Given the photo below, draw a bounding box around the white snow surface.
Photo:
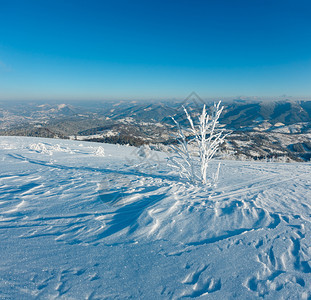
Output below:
[1,136,311,299]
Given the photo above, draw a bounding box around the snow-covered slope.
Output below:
[1,136,311,299]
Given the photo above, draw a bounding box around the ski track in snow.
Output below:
[0,136,311,299]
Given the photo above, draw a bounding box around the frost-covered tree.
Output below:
[168,101,229,186]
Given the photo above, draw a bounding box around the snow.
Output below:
[57,104,67,110]
[94,146,105,157]
[0,136,311,299]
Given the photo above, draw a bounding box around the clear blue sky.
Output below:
[0,0,311,100]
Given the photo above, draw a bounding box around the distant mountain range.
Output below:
[1,99,311,161]
[1,99,311,128]
[220,100,311,129]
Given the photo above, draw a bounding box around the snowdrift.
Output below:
[0,136,311,299]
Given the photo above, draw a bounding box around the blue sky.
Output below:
[0,0,311,100]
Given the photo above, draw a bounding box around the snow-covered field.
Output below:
[1,136,311,299]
